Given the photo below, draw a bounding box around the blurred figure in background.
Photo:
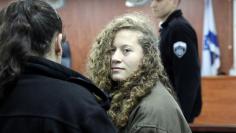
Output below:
[0,0,116,132]
[87,13,191,133]
[61,40,72,68]
[151,0,202,123]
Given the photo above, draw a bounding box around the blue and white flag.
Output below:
[201,0,220,76]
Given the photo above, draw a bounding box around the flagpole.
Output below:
[229,0,236,75]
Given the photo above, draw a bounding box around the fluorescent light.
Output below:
[125,0,151,7]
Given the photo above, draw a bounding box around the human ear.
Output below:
[55,33,63,56]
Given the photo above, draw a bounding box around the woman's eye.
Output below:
[109,48,115,54]
[123,49,131,54]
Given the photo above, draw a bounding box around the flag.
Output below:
[201,0,220,76]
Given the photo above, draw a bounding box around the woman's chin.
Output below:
[111,76,126,82]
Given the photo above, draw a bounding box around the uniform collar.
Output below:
[160,9,183,29]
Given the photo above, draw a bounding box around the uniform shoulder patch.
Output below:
[173,41,187,58]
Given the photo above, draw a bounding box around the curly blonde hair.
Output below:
[87,13,173,128]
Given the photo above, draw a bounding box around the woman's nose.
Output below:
[111,50,122,63]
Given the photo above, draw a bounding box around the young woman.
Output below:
[87,13,192,133]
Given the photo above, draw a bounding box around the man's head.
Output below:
[150,0,180,21]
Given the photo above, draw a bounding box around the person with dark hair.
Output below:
[87,13,191,133]
[0,0,116,133]
[151,0,202,123]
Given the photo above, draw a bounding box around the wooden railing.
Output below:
[190,124,236,133]
[191,76,236,133]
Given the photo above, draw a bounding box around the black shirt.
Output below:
[159,10,202,123]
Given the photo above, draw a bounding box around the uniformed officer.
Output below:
[151,0,202,123]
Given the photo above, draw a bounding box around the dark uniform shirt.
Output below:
[159,10,202,123]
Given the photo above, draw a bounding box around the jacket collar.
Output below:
[160,9,182,29]
[24,56,85,81]
[24,56,111,110]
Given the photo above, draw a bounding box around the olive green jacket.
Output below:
[120,82,192,133]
